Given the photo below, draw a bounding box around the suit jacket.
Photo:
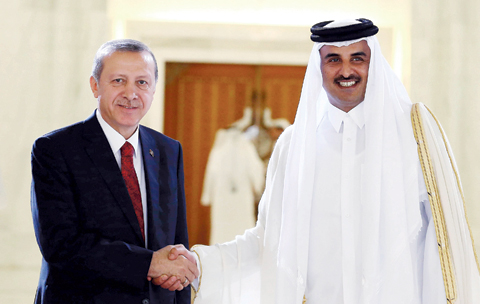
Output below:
[31,112,190,304]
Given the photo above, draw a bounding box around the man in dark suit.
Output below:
[30,39,198,303]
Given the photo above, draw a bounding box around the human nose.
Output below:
[123,82,138,100]
[339,62,353,78]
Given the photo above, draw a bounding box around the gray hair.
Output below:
[91,39,158,82]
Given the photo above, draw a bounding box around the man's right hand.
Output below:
[147,245,198,291]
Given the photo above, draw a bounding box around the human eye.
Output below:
[112,78,124,84]
[352,57,364,62]
[328,57,340,63]
[137,79,150,89]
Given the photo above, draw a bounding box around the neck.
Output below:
[328,100,363,113]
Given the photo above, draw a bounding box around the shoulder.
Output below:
[33,120,86,152]
[139,125,180,145]
[31,118,93,170]
[265,125,294,173]
[276,125,294,147]
[411,102,440,125]
[139,125,183,159]
[271,125,294,158]
[34,112,98,143]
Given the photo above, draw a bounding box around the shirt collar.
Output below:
[96,109,140,156]
[326,101,365,133]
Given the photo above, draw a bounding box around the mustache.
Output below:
[116,99,140,107]
[334,75,361,82]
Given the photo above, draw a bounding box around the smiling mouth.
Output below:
[119,105,137,109]
[338,81,357,87]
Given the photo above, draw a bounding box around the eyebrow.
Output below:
[324,53,339,59]
[324,51,367,59]
[351,51,367,57]
[110,73,150,79]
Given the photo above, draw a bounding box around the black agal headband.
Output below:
[310,18,379,43]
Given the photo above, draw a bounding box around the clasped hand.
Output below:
[147,244,198,291]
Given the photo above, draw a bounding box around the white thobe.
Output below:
[193,103,449,304]
[306,102,445,303]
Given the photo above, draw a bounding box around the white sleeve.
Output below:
[191,223,265,304]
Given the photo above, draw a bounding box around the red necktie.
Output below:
[121,142,145,239]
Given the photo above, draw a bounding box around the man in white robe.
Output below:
[156,18,480,304]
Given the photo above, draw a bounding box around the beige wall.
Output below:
[0,0,478,303]
[411,0,480,256]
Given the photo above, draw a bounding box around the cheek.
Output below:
[141,93,154,108]
[321,74,332,87]
[360,66,369,79]
[320,65,330,80]
[325,68,339,83]
[321,79,331,92]
[143,98,152,108]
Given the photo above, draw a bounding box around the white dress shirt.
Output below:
[96,110,148,246]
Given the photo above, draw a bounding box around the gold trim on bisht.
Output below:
[423,106,480,274]
[411,103,456,303]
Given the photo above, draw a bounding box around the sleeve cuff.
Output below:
[190,246,203,299]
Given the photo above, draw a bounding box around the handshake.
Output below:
[147,245,199,291]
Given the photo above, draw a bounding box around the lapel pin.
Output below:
[149,149,154,157]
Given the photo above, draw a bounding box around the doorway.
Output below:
[164,62,306,245]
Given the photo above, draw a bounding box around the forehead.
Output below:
[101,51,155,76]
[319,40,371,59]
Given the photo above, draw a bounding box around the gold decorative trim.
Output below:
[423,106,480,274]
[411,103,457,302]
[190,245,203,302]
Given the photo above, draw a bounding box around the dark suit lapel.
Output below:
[82,113,145,245]
[139,127,168,250]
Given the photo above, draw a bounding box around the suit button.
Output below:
[142,299,149,304]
